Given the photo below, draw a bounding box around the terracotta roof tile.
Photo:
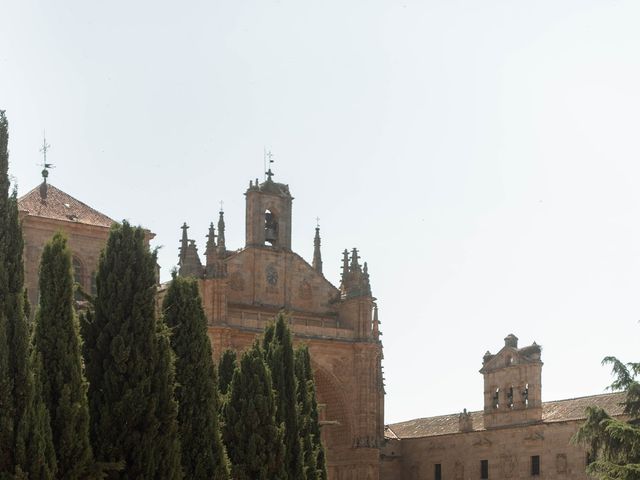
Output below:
[18,183,115,228]
[386,392,626,439]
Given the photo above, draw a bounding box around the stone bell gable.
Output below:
[480,334,543,429]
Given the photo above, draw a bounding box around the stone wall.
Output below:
[382,420,592,480]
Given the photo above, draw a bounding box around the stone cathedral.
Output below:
[18,171,385,479]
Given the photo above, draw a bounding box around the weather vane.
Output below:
[264,148,274,181]
[38,132,54,182]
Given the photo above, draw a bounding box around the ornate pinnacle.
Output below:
[350,248,361,273]
[313,225,323,274]
[206,222,217,252]
[217,210,226,251]
[179,222,189,262]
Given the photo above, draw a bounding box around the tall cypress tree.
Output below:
[223,341,285,480]
[0,110,56,479]
[295,345,327,480]
[218,349,237,397]
[83,221,182,479]
[264,314,305,479]
[34,233,93,479]
[163,274,230,479]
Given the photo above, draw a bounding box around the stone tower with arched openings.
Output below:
[480,334,543,429]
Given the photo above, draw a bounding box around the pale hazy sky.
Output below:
[2,0,639,424]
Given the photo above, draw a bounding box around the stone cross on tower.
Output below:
[264,149,274,181]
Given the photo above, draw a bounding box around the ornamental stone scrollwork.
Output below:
[299,279,312,300]
[266,264,278,285]
[229,271,245,291]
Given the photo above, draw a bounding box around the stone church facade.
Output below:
[17,172,625,480]
[18,173,385,480]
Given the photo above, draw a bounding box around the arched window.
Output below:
[264,209,278,246]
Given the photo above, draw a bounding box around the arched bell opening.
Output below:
[264,209,279,246]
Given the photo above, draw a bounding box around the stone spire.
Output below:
[178,223,203,277]
[205,222,216,259]
[340,249,349,290]
[350,248,361,273]
[179,222,189,264]
[217,209,226,252]
[312,225,323,275]
[372,302,381,339]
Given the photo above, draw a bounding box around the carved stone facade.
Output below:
[381,335,625,480]
[19,175,385,480]
[174,176,385,479]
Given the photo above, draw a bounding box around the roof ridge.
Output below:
[543,391,624,404]
[18,182,115,228]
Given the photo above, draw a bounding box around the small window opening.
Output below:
[522,383,529,407]
[493,387,499,409]
[435,463,442,480]
[264,209,278,246]
[481,459,489,479]
[531,455,540,476]
[508,386,514,408]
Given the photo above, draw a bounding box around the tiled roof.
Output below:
[18,183,115,228]
[386,392,626,440]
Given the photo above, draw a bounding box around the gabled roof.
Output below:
[480,342,542,374]
[18,183,115,228]
[386,392,626,439]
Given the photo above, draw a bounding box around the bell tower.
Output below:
[245,172,293,250]
[480,334,543,429]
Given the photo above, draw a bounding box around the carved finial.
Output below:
[206,222,217,252]
[350,248,361,273]
[372,303,380,338]
[179,222,189,262]
[313,223,323,275]
[217,210,226,251]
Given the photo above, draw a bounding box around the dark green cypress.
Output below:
[218,349,237,396]
[34,233,93,479]
[264,314,305,479]
[163,274,230,479]
[84,221,182,479]
[223,341,285,480]
[295,345,327,480]
[0,110,56,479]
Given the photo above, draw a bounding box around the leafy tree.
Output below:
[223,341,285,480]
[295,345,327,480]
[263,314,305,479]
[574,356,640,479]
[34,233,93,478]
[163,274,230,479]
[83,221,182,479]
[0,109,56,479]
